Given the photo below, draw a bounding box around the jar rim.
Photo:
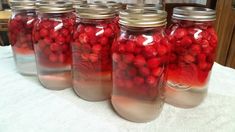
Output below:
[119,9,167,27]
[172,6,216,21]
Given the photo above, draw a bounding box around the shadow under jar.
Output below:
[165,7,218,108]
[8,0,37,75]
[71,4,118,101]
[111,9,169,122]
[33,1,76,90]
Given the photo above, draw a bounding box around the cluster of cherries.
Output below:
[33,14,76,67]
[167,21,218,86]
[112,29,170,99]
[8,13,36,54]
[71,19,118,74]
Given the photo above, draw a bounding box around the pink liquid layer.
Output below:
[73,72,112,101]
[38,71,71,90]
[112,95,163,123]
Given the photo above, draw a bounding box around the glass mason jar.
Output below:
[72,4,117,101]
[33,1,76,90]
[8,0,37,75]
[165,7,217,108]
[112,9,169,122]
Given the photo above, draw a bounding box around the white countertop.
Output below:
[0,46,235,132]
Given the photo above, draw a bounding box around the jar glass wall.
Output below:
[165,7,218,108]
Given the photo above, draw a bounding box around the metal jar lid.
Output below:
[75,4,116,19]
[72,0,87,8]
[172,6,216,21]
[119,9,167,27]
[36,1,73,13]
[106,1,122,13]
[126,4,163,10]
[10,0,36,10]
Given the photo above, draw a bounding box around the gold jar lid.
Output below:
[119,9,167,27]
[10,0,36,10]
[106,1,122,13]
[173,6,216,21]
[75,4,116,19]
[36,1,73,13]
[72,0,87,8]
[126,4,163,10]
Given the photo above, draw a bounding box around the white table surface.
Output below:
[0,46,235,132]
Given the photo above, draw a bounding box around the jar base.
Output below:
[111,95,163,123]
[164,82,208,108]
[13,53,37,75]
[38,71,72,90]
[73,72,112,101]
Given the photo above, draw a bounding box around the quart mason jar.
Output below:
[33,1,76,90]
[112,9,169,122]
[72,4,117,101]
[165,7,218,108]
[8,0,37,75]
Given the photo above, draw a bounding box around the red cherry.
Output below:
[133,55,146,67]
[84,26,95,36]
[89,54,99,62]
[139,67,150,77]
[49,53,58,62]
[79,33,89,44]
[100,37,108,45]
[39,28,49,38]
[147,76,156,85]
[81,53,90,61]
[134,76,145,85]
[144,45,157,58]
[50,29,59,39]
[147,58,160,69]
[174,28,187,39]
[128,67,137,77]
[198,62,208,70]
[134,47,142,54]
[197,53,207,62]
[92,44,102,54]
[135,35,146,46]
[56,35,66,45]
[152,67,163,77]
[181,36,192,47]
[156,45,168,56]
[62,44,69,52]
[50,43,60,51]
[118,62,128,70]
[61,28,69,37]
[184,54,195,63]
[125,41,136,53]
[123,54,135,64]
[191,45,201,54]
[104,28,113,37]
[118,44,126,53]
